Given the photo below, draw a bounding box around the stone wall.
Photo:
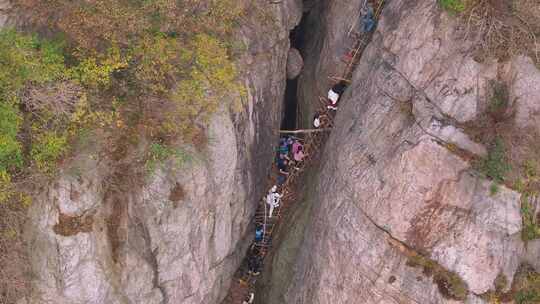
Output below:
[19,1,303,303]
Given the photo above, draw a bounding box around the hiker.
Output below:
[255,224,264,243]
[277,174,287,185]
[313,112,329,128]
[327,81,347,110]
[277,157,289,176]
[285,136,294,150]
[247,248,262,276]
[313,113,322,128]
[279,137,294,162]
[266,185,282,218]
[292,140,302,155]
[289,140,305,164]
[248,255,262,276]
[278,143,290,163]
[362,5,376,33]
[266,186,282,218]
[278,144,288,156]
[343,49,354,63]
[293,144,305,162]
[279,136,292,154]
[280,136,294,148]
[270,193,281,218]
[243,293,255,304]
[277,150,290,161]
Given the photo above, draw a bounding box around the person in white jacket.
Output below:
[243,292,254,304]
[266,186,282,218]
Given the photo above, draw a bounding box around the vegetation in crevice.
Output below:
[464,78,540,242]
[520,195,540,241]
[464,81,512,187]
[144,142,191,174]
[438,0,466,13]
[481,264,540,304]
[515,160,540,242]
[477,137,511,183]
[406,253,469,301]
[489,182,499,196]
[513,266,540,304]
[487,80,510,121]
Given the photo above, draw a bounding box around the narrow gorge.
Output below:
[1,1,540,304]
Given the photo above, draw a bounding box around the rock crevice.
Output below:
[262,1,540,303]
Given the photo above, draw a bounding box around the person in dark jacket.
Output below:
[327,81,348,110]
[247,251,262,276]
[277,157,289,175]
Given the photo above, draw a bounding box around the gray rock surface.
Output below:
[503,56,540,131]
[20,1,302,303]
[287,48,304,79]
[296,0,365,127]
[428,122,487,157]
[263,1,540,303]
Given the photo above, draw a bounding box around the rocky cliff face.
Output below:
[0,0,14,27]
[18,1,302,303]
[264,1,540,303]
[295,0,363,127]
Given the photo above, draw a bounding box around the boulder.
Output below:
[286,48,304,79]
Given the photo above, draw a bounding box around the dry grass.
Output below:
[461,80,539,188]
[481,264,540,303]
[168,182,185,208]
[0,199,31,304]
[406,253,469,301]
[465,113,540,188]
[463,0,540,65]
[462,79,540,242]
[52,212,94,236]
[387,237,469,301]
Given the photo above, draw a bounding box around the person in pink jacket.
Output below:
[292,141,305,162]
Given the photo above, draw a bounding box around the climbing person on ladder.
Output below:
[327,81,348,110]
[292,140,305,164]
[247,246,263,276]
[242,293,254,304]
[361,3,376,33]
[266,185,282,218]
[255,224,264,243]
[278,137,291,156]
[280,136,294,149]
[276,156,290,185]
[313,112,330,128]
